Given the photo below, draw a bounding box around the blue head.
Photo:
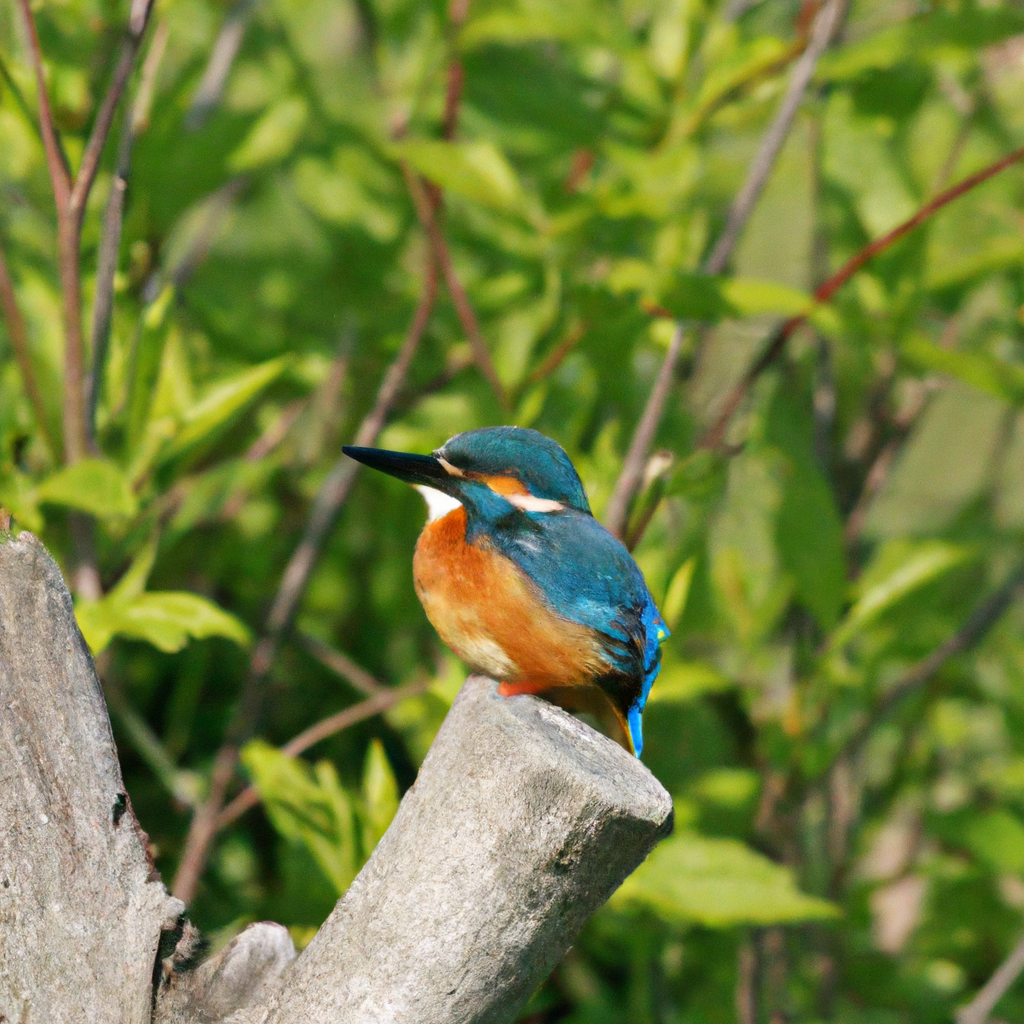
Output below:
[343,427,590,523]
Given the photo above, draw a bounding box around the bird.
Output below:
[343,426,668,756]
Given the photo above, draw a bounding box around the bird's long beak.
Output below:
[343,445,451,487]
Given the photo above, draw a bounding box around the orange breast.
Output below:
[412,507,607,687]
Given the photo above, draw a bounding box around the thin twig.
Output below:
[215,677,432,831]
[17,0,156,463]
[957,930,1024,1024]
[403,166,508,408]
[832,563,1024,770]
[15,0,71,209]
[171,263,438,906]
[603,322,686,536]
[706,0,846,273]
[86,19,168,448]
[0,235,55,456]
[603,0,846,538]
[186,0,258,130]
[698,141,1024,453]
[297,632,385,695]
[523,321,586,389]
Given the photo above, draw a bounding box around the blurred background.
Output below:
[3,0,1024,1020]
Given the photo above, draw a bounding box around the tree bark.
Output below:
[0,531,184,1023]
[239,675,673,1024]
[0,530,672,1023]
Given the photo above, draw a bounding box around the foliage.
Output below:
[2,0,1024,1020]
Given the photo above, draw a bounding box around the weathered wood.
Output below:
[155,921,297,1023]
[0,531,184,1023]
[0,530,672,1023]
[240,675,674,1024]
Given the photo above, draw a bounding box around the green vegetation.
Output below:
[3,0,1024,1019]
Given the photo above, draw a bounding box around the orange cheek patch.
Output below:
[483,474,529,496]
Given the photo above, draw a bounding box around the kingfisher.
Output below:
[343,427,668,756]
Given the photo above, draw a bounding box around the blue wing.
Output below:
[489,507,668,754]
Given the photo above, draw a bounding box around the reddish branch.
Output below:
[402,166,509,408]
[215,677,433,832]
[603,0,846,538]
[697,141,1024,452]
[15,0,156,463]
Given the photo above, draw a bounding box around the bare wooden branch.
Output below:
[172,263,438,906]
[0,531,183,1022]
[701,0,846,275]
[603,0,846,538]
[87,19,169,448]
[297,632,386,694]
[403,166,509,408]
[956,929,1024,1024]
[215,676,433,832]
[235,676,673,1024]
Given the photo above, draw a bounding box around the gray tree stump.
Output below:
[0,530,673,1023]
[0,531,184,1023]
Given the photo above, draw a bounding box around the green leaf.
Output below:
[613,828,838,926]
[657,275,814,322]
[828,541,971,651]
[661,558,695,631]
[964,810,1024,875]
[648,656,732,703]
[36,458,138,520]
[76,591,251,654]
[229,97,308,172]
[901,334,1024,405]
[164,357,289,460]
[394,140,524,215]
[360,739,400,853]
[776,458,845,632]
[241,741,360,896]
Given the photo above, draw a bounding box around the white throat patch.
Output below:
[415,485,463,523]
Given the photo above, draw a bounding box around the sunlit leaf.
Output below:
[964,810,1024,875]
[902,334,1024,405]
[648,658,732,703]
[164,357,289,460]
[828,541,972,651]
[36,458,138,520]
[77,590,251,654]
[360,739,400,853]
[229,97,309,172]
[657,275,814,322]
[241,741,360,896]
[395,140,525,215]
[661,558,696,630]
[613,828,839,926]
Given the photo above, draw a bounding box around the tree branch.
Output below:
[402,165,509,408]
[15,0,71,209]
[242,677,673,1024]
[603,0,847,538]
[831,563,1024,771]
[296,632,386,695]
[697,140,1024,453]
[215,677,433,832]
[171,262,438,906]
[956,929,1024,1024]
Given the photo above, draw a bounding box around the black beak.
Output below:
[343,445,450,486]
